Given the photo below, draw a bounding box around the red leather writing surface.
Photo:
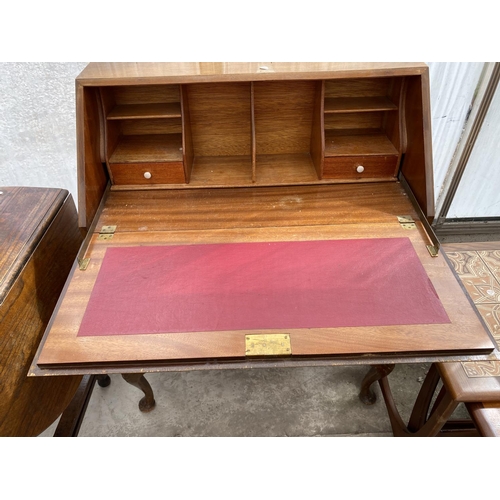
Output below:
[77,238,450,336]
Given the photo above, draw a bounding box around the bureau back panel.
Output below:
[186,82,252,157]
[254,80,316,155]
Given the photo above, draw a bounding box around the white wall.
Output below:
[0,62,487,213]
[427,62,485,203]
[0,63,88,202]
[448,80,500,218]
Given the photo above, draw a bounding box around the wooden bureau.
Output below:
[29,64,496,417]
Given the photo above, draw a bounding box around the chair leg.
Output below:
[407,363,441,432]
[378,375,459,436]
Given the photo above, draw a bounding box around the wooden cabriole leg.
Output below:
[359,364,395,405]
[97,374,111,387]
[122,373,156,412]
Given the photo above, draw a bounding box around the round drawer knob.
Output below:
[356,165,365,173]
[143,171,152,179]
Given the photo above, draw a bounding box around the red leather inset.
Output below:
[78,238,450,336]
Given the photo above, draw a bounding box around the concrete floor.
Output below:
[39,362,469,437]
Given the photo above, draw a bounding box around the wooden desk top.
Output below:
[76,62,428,86]
[31,182,495,376]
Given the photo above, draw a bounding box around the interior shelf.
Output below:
[101,78,405,188]
[107,103,182,120]
[189,156,253,186]
[109,134,183,163]
[255,154,318,184]
[324,96,397,114]
[324,130,399,157]
[188,154,318,187]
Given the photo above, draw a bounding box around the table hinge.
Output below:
[397,217,439,257]
[245,334,292,357]
[98,225,117,240]
[426,245,439,257]
[397,215,416,230]
[78,258,90,271]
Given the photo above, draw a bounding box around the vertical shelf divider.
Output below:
[99,88,118,184]
[251,81,256,183]
[180,85,194,183]
[311,80,325,179]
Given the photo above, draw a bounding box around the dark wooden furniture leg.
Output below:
[378,374,466,436]
[53,372,156,436]
[97,374,111,387]
[376,364,479,437]
[122,373,156,412]
[359,364,395,405]
[406,362,441,431]
[54,374,98,437]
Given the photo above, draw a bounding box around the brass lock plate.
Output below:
[245,334,292,357]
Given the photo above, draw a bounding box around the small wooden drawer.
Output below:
[323,155,398,180]
[110,162,186,185]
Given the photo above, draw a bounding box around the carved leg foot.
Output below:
[97,374,111,388]
[359,364,395,405]
[122,373,156,412]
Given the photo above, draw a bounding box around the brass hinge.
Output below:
[397,215,416,230]
[78,258,90,271]
[98,225,117,240]
[426,245,439,257]
[398,216,438,258]
[245,334,292,357]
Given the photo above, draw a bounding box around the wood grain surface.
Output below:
[439,362,500,402]
[467,402,500,436]
[110,162,185,185]
[310,80,324,178]
[323,155,398,180]
[44,63,491,381]
[76,63,427,86]
[77,64,433,219]
[111,84,180,105]
[400,71,435,218]
[0,187,66,303]
[98,183,418,232]
[187,82,252,157]
[324,131,399,156]
[324,96,397,113]
[77,85,108,229]
[109,134,183,163]
[107,102,182,120]
[33,183,494,371]
[254,80,315,155]
[0,188,83,436]
[323,78,393,98]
